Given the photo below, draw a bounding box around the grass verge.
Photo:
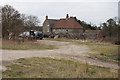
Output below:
[2,57,118,78]
[2,40,56,50]
[76,41,119,63]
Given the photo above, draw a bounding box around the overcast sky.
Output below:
[118,1,120,19]
[0,0,119,26]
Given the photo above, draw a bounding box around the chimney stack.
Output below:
[46,16,48,20]
[66,14,69,19]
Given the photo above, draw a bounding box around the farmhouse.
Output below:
[42,14,83,35]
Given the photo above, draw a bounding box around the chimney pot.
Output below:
[46,16,48,20]
[66,14,69,19]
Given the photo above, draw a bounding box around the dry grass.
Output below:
[44,38,119,63]
[2,57,118,78]
[2,40,56,50]
[88,45,118,63]
[44,38,74,42]
[77,40,119,63]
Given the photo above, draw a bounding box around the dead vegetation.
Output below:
[2,57,118,78]
[2,39,56,50]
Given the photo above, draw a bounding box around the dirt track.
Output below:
[1,40,119,72]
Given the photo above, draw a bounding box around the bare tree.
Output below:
[20,14,40,31]
[21,14,40,27]
[2,5,24,38]
[2,5,40,39]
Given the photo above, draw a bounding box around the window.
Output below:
[47,28,49,32]
[47,25,50,32]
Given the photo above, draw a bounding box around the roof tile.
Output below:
[53,17,83,29]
